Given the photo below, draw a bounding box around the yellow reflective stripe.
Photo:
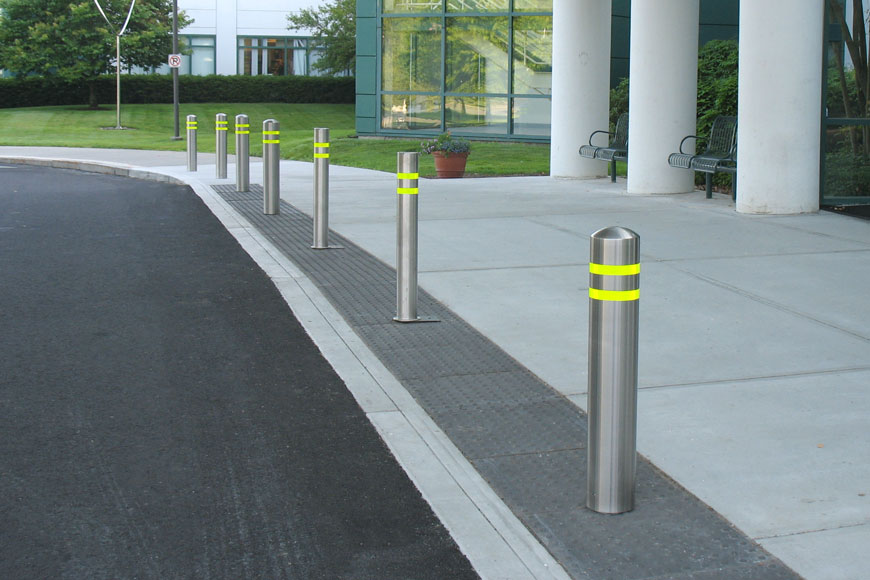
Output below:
[589,288,640,302]
[397,187,419,195]
[397,172,419,180]
[263,130,280,135]
[314,142,330,148]
[186,124,197,129]
[314,153,330,158]
[589,263,640,276]
[263,139,280,144]
[216,127,228,131]
[235,124,250,128]
[236,130,250,134]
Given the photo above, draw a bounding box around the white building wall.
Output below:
[178,0,317,75]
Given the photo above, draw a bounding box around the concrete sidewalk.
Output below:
[2,147,868,579]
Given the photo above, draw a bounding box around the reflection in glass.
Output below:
[383,0,442,14]
[512,16,552,96]
[514,0,552,11]
[445,96,508,134]
[446,0,508,12]
[825,124,870,198]
[512,98,551,136]
[382,94,442,130]
[446,17,509,94]
[382,18,442,92]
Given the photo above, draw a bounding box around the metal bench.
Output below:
[579,113,628,182]
[668,115,737,200]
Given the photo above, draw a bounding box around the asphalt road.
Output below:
[0,164,478,579]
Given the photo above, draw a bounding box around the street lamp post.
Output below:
[172,0,181,140]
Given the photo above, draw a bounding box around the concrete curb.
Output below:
[0,156,186,185]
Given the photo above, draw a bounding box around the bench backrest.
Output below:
[704,116,737,158]
[611,113,629,148]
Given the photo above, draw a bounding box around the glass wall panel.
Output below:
[382,94,442,129]
[446,96,508,134]
[514,0,552,11]
[446,17,509,94]
[512,97,550,136]
[512,16,552,95]
[824,123,870,199]
[446,0,508,12]
[821,7,870,203]
[382,18,443,92]
[383,0,442,14]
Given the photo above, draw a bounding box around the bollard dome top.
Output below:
[591,226,639,241]
[590,226,640,264]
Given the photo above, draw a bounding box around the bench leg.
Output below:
[705,173,713,199]
[610,160,617,183]
[731,172,737,202]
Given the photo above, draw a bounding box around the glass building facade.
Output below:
[372,0,554,139]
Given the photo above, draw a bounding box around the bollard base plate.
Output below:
[393,316,440,324]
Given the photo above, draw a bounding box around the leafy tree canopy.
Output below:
[0,0,190,104]
[287,0,355,76]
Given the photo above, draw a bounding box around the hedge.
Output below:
[0,74,355,108]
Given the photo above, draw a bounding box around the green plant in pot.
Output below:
[421,131,471,178]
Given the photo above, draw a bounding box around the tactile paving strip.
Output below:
[212,184,798,579]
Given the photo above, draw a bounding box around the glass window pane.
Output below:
[382,18,442,92]
[512,97,550,136]
[446,96,508,135]
[512,16,552,95]
[290,49,306,75]
[383,1,442,14]
[824,124,870,198]
[446,0,508,12]
[190,36,215,46]
[190,45,215,75]
[446,17,508,94]
[514,0,552,11]
[382,94,442,130]
[267,48,285,75]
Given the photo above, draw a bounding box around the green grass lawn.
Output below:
[0,103,555,178]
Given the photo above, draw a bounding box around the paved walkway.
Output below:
[2,147,868,580]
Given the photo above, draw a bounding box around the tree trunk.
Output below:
[88,83,99,110]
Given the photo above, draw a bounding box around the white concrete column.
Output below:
[627,0,699,194]
[549,0,611,178]
[737,0,824,214]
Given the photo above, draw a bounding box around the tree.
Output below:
[0,0,190,108]
[287,0,355,76]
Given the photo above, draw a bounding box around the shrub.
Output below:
[0,74,355,108]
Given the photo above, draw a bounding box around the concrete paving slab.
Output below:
[759,523,870,580]
[680,250,870,340]
[629,370,870,539]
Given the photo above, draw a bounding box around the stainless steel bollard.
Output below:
[311,128,341,250]
[186,114,197,171]
[586,226,640,515]
[395,153,420,322]
[263,119,280,215]
[235,114,250,192]
[215,113,228,179]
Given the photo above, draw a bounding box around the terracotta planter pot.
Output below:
[432,151,469,178]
